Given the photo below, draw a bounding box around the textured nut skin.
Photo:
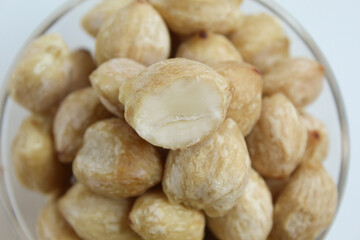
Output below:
[9,33,71,112]
[230,13,289,72]
[207,169,273,240]
[163,119,251,217]
[268,161,338,240]
[246,93,307,179]
[129,188,205,240]
[73,118,162,199]
[212,61,262,136]
[119,58,232,150]
[53,87,112,163]
[82,0,134,37]
[90,58,146,117]
[37,201,81,240]
[95,0,170,66]
[12,114,70,194]
[149,0,243,35]
[300,112,329,163]
[176,31,242,64]
[67,49,96,93]
[263,58,325,107]
[58,183,141,240]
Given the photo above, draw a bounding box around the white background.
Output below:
[0,0,359,239]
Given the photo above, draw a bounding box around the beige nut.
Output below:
[73,118,163,199]
[265,177,289,202]
[95,0,170,66]
[176,31,242,64]
[211,61,262,136]
[90,58,146,117]
[163,119,250,217]
[67,49,96,93]
[53,87,112,163]
[230,13,289,72]
[119,58,232,149]
[149,0,243,35]
[82,0,134,37]
[263,58,325,107]
[12,114,70,194]
[246,93,307,179]
[9,33,71,112]
[37,201,81,240]
[300,112,329,163]
[207,169,273,240]
[268,161,338,240]
[129,188,205,240]
[58,183,142,240]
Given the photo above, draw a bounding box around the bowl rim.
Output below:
[0,0,350,239]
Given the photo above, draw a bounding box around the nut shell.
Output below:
[58,183,141,240]
[207,169,273,240]
[268,161,338,240]
[73,118,163,199]
[129,188,205,240]
[95,0,170,65]
[246,93,307,179]
[163,119,251,217]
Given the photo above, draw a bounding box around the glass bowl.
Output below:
[0,0,350,239]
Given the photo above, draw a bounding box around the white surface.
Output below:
[0,0,359,239]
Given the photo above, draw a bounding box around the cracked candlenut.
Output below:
[263,58,325,107]
[246,93,307,179]
[73,118,163,199]
[90,58,146,117]
[207,169,273,240]
[9,33,71,112]
[95,0,170,66]
[230,13,289,71]
[58,183,142,240]
[12,114,70,194]
[119,58,232,150]
[176,31,242,64]
[53,87,112,163]
[268,161,338,240]
[129,188,205,240]
[163,119,251,217]
[149,0,243,35]
[211,61,262,136]
[37,200,81,240]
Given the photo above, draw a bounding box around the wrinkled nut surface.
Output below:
[82,0,134,37]
[12,114,70,194]
[90,58,146,117]
[300,112,329,163]
[95,0,170,66]
[9,33,71,112]
[58,183,141,240]
[163,119,251,217]
[53,87,112,163]
[263,58,325,107]
[73,118,163,199]
[208,169,273,240]
[37,201,81,240]
[230,13,289,71]
[268,161,338,240]
[129,189,205,240]
[246,93,307,179]
[149,0,243,35]
[212,61,262,136]
[176,31,242,64]
[119,58,232,150]
[67,49,96,93]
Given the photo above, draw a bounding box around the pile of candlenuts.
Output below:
[9,0,338,240]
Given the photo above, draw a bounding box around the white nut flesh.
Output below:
[119,58,232,149]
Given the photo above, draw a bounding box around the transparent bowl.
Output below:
[0,0,350,239]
